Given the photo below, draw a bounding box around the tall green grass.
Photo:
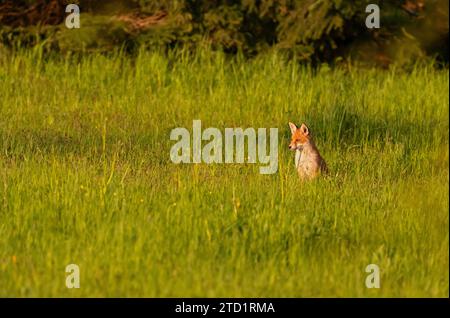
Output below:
[0,49,448,297]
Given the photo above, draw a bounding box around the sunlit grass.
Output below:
[0,49,448,297]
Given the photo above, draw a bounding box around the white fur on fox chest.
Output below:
[295,149,320,178]
[295,149,301,169]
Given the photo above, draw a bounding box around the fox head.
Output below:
[288,122,310,150]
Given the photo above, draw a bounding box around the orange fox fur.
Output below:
[288,122,328,180]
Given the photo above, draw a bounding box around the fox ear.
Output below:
[288,122,297,134]
[300,123,309,135]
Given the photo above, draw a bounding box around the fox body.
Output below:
[289,122,327,180]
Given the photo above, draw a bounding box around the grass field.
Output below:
[0,49,448,297]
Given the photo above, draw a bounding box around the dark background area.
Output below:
[0,0,448,67]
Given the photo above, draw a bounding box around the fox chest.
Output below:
[295,150,320,178]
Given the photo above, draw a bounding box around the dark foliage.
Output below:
[0,0,448,66]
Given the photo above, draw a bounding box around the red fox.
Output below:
[288,122,328,180]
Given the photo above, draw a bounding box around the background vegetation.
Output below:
[0,0,448,66]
